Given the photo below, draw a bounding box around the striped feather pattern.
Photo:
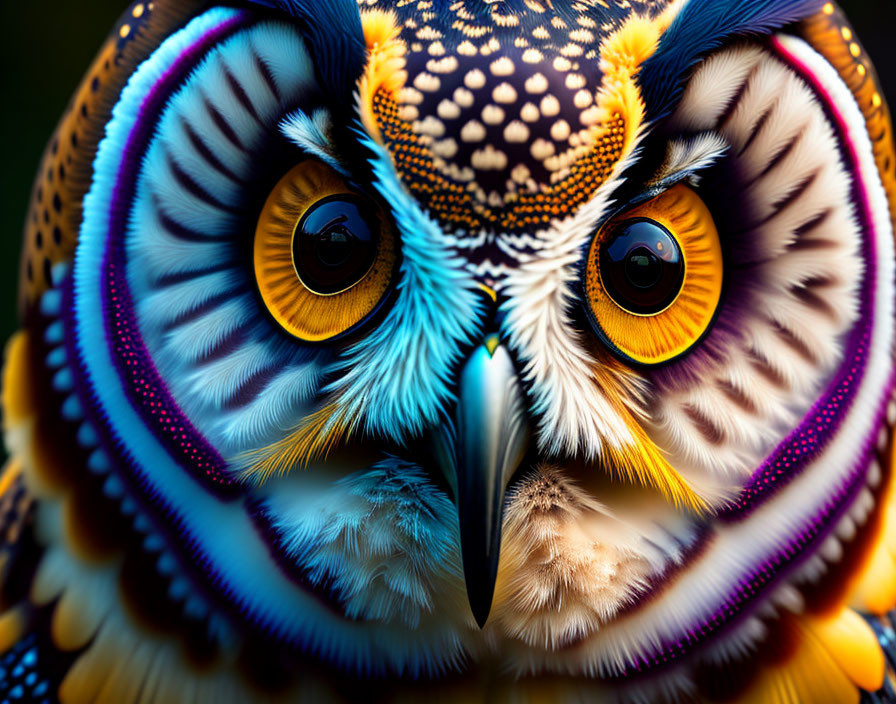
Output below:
[126,21,330,457]
[648,44,863,484]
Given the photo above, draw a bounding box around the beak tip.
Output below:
[467,580,495,629]
[459,522,501,631]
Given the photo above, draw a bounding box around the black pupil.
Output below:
[599,218,684,315]
[625,247,662,289]
[316,229,353,268]
[293,196,377,295]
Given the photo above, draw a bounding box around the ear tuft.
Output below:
[640,0,825,122]
[245,0,367,110]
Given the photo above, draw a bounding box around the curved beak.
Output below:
[432,335,530,628]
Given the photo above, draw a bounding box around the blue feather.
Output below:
[45,346,66,370]
[103,474,125,499]
[87,450,111,474]
[60,394,83,422]
[264,458,462,630]
[76,422,99,449]
[44,320,64,346]
[320,136,484,443]
[52,369,74,394]
[245,0,366,109]
[39,289,62,317]
[640,0,825,122]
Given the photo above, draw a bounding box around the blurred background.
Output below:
[0,0,894,350]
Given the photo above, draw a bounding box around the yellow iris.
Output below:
[254,160,397,342]
[585,184,724,365]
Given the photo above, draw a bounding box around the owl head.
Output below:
[8,0,896,700]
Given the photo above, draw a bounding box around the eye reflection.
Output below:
[293,195,378,295]
[599,218,685,315]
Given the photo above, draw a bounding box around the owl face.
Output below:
[12,0,896,697]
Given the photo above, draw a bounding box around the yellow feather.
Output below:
[0,460,23,502]
[599,15,665,78]
[847,538,896,615]
[803,607,886,693]
[589,2,685,155]
[357,10,407,144]
[239,403,353,484]
[882,439,896,559]
[0,607,25,654]
[607,424,709,513]
[845,439,896,614]
[2,331,35,429]
[735,615,861,704]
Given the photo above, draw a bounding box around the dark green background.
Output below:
[0,1,894,348]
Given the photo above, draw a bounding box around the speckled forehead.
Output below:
[392,2,613,196]
[359,0,672,238]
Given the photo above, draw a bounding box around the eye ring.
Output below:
[584,184,723,366]
[254,161,397,343]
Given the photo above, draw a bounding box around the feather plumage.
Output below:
[641,0,826,122]
[3,0,896,701]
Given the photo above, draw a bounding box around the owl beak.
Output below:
[432,334,530,628]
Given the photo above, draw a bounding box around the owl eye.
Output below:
[254,160,397,342]
[584,184,723,365]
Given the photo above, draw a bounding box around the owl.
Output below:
[2,0,895,701]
